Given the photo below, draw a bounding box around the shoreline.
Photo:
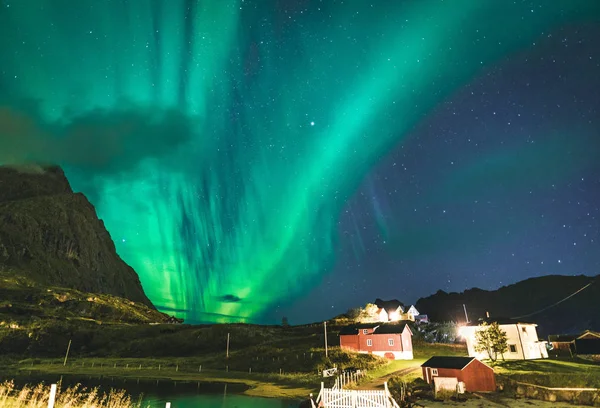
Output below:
[4,362,315,400]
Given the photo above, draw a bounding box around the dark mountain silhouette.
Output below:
[416,274,599,337]
[0,165,153,307]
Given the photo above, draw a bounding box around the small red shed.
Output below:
[339,322,413,360]
[421,356,495,392]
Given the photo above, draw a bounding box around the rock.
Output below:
[0,165,153,307]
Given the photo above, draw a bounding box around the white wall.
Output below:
[461,324,548,360]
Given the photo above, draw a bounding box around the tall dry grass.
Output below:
[0,380,146,408]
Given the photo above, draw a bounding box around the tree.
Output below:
[345,307,361,320]
[281,316,289,327]
[358,303,380,322]
[473,322,508,361]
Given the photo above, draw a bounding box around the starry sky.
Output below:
[0,1,599,325]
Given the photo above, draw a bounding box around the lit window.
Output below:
[509,344,517,353]
[431,368,438,376]
[388,339,394,346]
[367,339,372,347]
[363,329,368,334]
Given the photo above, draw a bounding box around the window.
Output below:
[521,326,528,335]
[509,344,517,353]
[367,339,372,347]
[431,368,438,376]
[363,329,368,334]
[388,339,394,346]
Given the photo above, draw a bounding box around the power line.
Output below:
[511,278,596,319]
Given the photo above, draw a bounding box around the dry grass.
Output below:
[0,380,146,408]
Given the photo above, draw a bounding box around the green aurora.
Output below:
[1,0,598,322]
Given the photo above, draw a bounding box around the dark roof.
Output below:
[466,317,536,326]
[339,323,379,335]
[374,299,404,313]
[548,334,577,342]
[549,330,600,342]
[374,322,410,334]
[339,322,410,336]
[421,356,478,370]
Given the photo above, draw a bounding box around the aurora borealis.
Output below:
[1,1,599,324]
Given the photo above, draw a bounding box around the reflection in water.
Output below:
[9,375,300,408]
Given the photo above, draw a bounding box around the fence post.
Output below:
[176,364,179,372]
[198,365,202,372]
[48,384,57,408]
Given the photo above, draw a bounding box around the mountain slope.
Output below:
[416,274,599,336]
[0,165,153,307]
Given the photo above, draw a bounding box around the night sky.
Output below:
[0,1,599,325]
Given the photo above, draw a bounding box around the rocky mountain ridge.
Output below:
[0,165,153,307]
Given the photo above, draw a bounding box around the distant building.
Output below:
[549,330,600,357]
[459,318,548,360]
[415,314,429,324]
[421,356,496,392]
[340,322,413,360]
[407,305,419,319]
[374,299,405,322]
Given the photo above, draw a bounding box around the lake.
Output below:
[5,374,301,408]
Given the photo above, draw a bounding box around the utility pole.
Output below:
[324,321,328,358]
[226,333,230,359]
[63,339,72,366]
[463,304,469,324]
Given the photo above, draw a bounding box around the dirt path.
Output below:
[357,365,420,390]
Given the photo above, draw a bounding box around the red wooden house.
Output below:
[339,322,413,360]
[421,356,496,392]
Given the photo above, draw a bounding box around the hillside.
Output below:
[0,165,152,307]
[416,274,599,336]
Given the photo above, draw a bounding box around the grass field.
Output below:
[493,357,600,388]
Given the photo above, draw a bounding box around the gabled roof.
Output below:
[421,356,479,370]
[548,334,577,342]
[373,322,411,335]
[339,322,411,336]
[374,299,404,314]
[549,330,600,343]
[339,323,379,335]
[407,305,419,314]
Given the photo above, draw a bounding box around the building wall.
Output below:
[340,330,413,360]
[340,334,359,352]
[460,360,496,392]
[462,324,547,360]
[421,361,495,392]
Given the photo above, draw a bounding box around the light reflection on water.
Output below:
[8,374,301,408]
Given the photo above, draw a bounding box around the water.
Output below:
[6,374,301,408]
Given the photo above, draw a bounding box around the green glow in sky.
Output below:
[1,1,597,322]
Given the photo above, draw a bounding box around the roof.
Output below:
[339,322,410,335]
[466,317,536,327]
[548,334,577,342]
[374,298,404,313]
[373,322,411,334]
[549,330,600,343]
[421,356,479,370]
[339,323,379,335]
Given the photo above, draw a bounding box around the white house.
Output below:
[407,305,419,320]
[376,305,404,322]
[459,318,548,360]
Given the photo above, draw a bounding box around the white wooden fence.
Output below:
[314,381,400,408]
